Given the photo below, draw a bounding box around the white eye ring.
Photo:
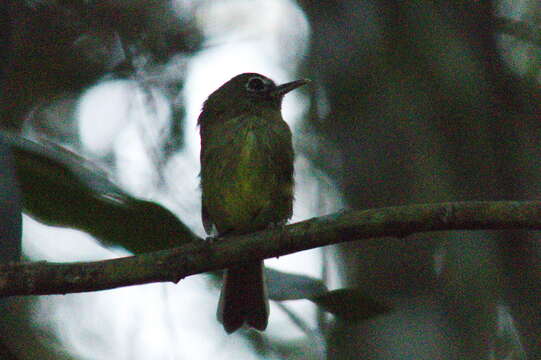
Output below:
[245,76,268,92]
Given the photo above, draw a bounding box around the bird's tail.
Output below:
[217,261,269,333]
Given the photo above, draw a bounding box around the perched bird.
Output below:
[198,73,308,333]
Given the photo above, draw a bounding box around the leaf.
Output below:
[265,268,389,322]
[266,268,328,301]
[311,288,390,322]
[2,132,197,253]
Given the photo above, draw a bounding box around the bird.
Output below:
[198,73,308,333]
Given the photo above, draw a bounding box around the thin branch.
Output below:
[1,200,541,297]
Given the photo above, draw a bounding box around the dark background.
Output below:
[0,0,540,359]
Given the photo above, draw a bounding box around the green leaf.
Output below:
[311,288,390,322]
[2,132,197,254]
[266,268,328,301]
[265,270,389,322]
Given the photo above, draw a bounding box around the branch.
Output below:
[1,200,541,297]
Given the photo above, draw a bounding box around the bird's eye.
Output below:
[246,77,267,92]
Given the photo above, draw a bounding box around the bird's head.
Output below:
[199,73,309,125]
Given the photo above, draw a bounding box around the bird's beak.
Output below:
[272,79,310,98]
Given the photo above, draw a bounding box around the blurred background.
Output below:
[0,0,540,359]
